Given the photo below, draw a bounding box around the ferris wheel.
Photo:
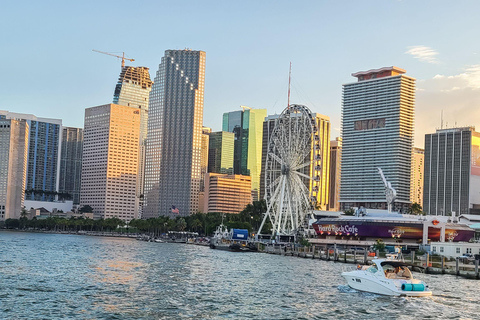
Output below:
[258,104,322,239]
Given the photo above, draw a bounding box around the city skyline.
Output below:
[1,2,480,148]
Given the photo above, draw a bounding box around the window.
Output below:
[432,247,437,253]
[440,247,444,253]
[467,248,472,254]
[456,248,461,254]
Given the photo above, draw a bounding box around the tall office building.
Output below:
[0,110,62,202]
[208,131,235,174]
[222,107,267,201]
[259,113,331,209]
[0,119,29,220]
[113,66,153,215]
[423,127,480,215]
[80,104,140,221]
[340,66,415,211]
[327,137,342,211]
[411,147,424,206]
[59,127,83,204]
[204,173,252,214]
[144,49,206,217]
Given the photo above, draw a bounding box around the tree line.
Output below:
[2,201,272,236]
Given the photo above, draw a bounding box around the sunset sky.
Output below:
[1,0,479,147]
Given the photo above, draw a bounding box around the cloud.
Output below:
[406,46,440,64]
[414,65,480,147]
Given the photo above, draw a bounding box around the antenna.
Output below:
[287,62,291,108]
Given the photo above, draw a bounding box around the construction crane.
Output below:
[92,49,135,68]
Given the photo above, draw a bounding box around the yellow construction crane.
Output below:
[92,49,135,68]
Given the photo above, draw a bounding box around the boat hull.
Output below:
[342,271,432,297]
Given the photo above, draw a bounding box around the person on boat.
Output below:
[357,264,362,270]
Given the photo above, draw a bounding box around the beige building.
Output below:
[80,104,140,221]
[204,173,252,214]
[327,137,342,211]
[0,119,29,220]
[199,127,211,212]
[411,147,424,206]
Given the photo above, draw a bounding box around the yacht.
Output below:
[341,259,432,297]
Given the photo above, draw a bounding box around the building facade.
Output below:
[59,127,83,205]
[80,104,140,221]
[327,137,342,211]
[113,66,153,216]
[144,49,206,217]
[340,66,415,211]
[204,173,252,214]
[423,127,480,216]
[0,119,29,220]
[222,107,267,201]
[208,131,235,175]
[198,127,211,212]
[411,147,424,207]
[0,111,62,202]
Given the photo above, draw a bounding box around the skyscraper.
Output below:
[222,107,267,201]
[113,66,153,215]
[340,66,415,211]
[203,173,252,214]
[208,131,235,175]
[0,110,62,202]
[327,137,342,211]
[411,147,424,207]
[0,119,29,220]
[144,49,206,218]
[59,127,83,204]
[80,104,140,221]
[423,127,480,215]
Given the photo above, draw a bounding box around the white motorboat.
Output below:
[341,259,432,297]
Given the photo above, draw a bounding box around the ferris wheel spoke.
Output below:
[292,160,313,171]
[294,170,315,181]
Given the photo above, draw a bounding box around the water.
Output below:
[1,232,478,320]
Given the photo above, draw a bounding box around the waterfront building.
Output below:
[0,110,62,202]
[144,49,206,218]
[327,137,342,211]
[423,127,480,216]
[259,113,331,209]
[80,104,140,221]
[340,66,415,211]
[203,173,252,214]
[59,127,83,205]
[0,119,29,220]
[208,131,234,175]
[411,147,424,207]
[198,127,211,212]
[113,66,153,216]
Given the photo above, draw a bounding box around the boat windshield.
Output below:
[382,264,412,279]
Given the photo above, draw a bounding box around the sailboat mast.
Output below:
[287,62,291,108]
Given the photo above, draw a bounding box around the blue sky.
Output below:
[1,0,479,147]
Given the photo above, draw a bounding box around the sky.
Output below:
[1,0,479,147]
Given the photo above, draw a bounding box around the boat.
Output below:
[341,259,432,297]
[209,224,257,252]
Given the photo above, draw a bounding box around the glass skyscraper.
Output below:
[208,131,235,175]
[113,66,152,216]
[59,127,83,204]
[340,66,415,211]
[0,110,62,202]
[222,107,267,201]
[144,49,206,217]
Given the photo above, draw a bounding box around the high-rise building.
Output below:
[144,49,206,218]
[423,127,480,215]
[0,119,29,220]
[259,113,331,209]
[204,173,252,214]
[0,110,62,202]
[80,104,140,221]
[113,66,153,216]
[411,147,424,207]
[327,137,342,211]
[208,131,235,175]
[222,107,267,201]
[198,127,211,212]
[59,127,83,205]
[340,66,415,211]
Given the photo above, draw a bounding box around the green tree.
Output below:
[372,239,386,252]
[408,203,423,215]
[80,205,94,213]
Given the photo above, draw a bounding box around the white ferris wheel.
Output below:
[258,104,322,239]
